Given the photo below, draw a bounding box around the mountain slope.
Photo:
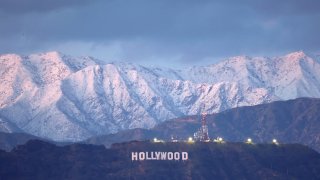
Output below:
[182,51,320,99]
[86,98,320,152]
[0,51,320,141]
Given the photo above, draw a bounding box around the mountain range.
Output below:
[85,97,320,152]
[1,51,320,141]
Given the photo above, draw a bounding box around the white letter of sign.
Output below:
[132,152,138,161]
[139,152,145,161]
[182,152,188,160]
[174,152,180,160]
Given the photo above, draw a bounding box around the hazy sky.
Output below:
[0,0,319,67]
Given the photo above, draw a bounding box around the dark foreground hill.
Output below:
[85,97,320,152]
[0,132,72,151]
[0,140,320,180]
[0,132,42,151]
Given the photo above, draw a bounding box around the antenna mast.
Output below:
[193,112,210,142]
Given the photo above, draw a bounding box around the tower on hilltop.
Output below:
[193,113,210,142]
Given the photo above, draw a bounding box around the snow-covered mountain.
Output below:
[0,51,319,141]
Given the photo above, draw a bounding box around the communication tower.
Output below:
[193,113,210,142]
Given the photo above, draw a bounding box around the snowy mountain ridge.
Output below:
[0,51,319,141]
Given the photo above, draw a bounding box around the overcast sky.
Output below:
[0,0,319,67]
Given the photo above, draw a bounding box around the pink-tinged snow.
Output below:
[0,51,319,141]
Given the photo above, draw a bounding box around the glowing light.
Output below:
[246,138,253,144]
[214,137,224,143]
[188,137,194,143]
[153,138,158,142]
[272,139,278,144]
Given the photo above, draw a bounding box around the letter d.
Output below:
[182,152,188,160]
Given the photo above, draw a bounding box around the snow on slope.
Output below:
[0,52,100,141]
[178,51,320,101]
[0,51,319,141]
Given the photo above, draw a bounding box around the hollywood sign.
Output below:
[131,151,188,161]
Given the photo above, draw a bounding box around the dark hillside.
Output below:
[0,140,320,179]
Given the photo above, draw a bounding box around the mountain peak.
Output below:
[225,55,252,63]
[285,50,308,60]
[0,53,21,60]
[29,51,63,60]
